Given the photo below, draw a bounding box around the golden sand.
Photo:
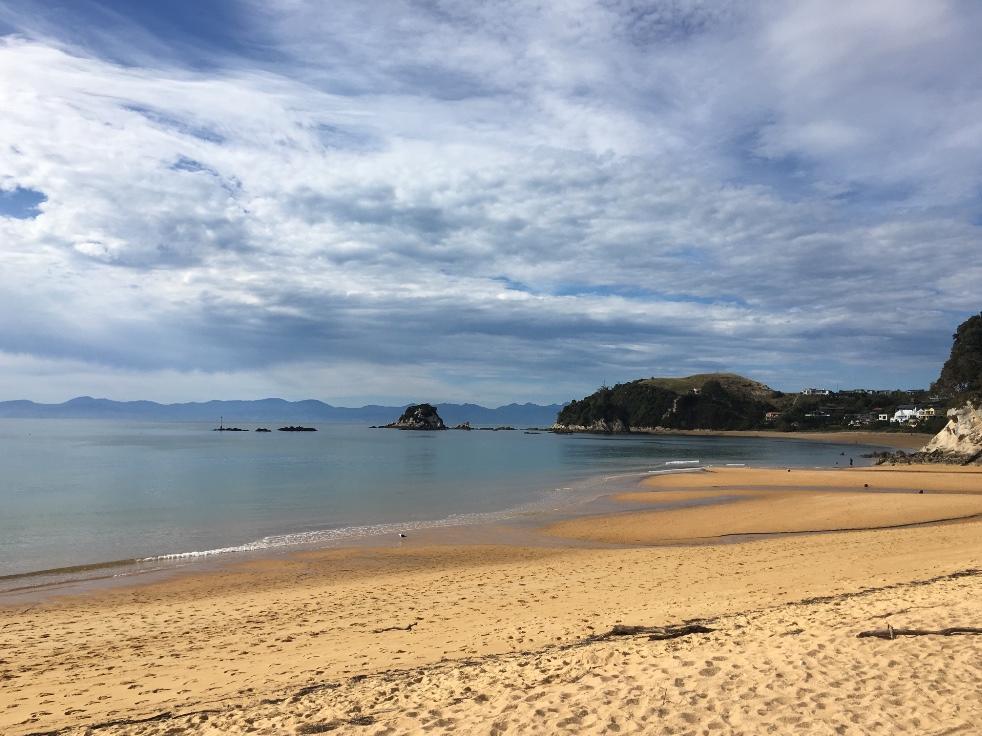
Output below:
[1,466,980,735]
[549,466,982,544]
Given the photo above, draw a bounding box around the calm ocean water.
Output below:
[0,420,882,579]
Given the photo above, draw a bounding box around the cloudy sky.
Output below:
[0,0,980,405]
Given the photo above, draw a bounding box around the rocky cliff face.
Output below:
[879,402,982,465]
[385,403,447,430]
[921,403,982,463]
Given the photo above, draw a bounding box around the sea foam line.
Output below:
[139,490,572,563]
[141,463,707,565]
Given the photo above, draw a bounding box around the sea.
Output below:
[0,419,884,590]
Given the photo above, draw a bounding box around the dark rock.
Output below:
[384,404,447,431]
[452,422,472,430]
[278,426,317,432]
[875,447,976,466]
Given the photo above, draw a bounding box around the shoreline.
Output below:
[1,465,980,734]
[0,432,899,596]
[622,428,930,449]
[544,466,982,545]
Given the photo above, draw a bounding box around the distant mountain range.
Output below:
[0,396,566,427]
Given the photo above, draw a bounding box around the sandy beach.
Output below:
[2,465,980,735]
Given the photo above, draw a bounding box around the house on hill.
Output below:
[891,405,920,423]
[801,387,832,396]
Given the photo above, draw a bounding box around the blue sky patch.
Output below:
[0,187,46,219]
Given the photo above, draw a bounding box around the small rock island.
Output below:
[384,403,447,430]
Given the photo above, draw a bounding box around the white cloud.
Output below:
[0,1,980,403]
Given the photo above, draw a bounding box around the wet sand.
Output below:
[649,429,930,450]
[547,466,982,544]
[1,466,980,735]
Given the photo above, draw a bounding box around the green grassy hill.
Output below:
[555,373,778,431]
[555,371,944,433]
[638,373,777,402]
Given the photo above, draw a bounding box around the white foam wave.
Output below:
[139,491,568,564]
[644,467,706,476]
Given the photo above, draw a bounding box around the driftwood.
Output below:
[297,715,375,733]
[24,708,222,736]
[857,624,982,639]
[371,622,417,633]
[595,624,715,641]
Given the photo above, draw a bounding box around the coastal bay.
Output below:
[0,422,906,581]
[5,3,981,732]
[2,463,980,735]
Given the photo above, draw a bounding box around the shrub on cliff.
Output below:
[932,311,982,404]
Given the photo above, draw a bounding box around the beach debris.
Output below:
[371,622,418,633]
[399,532,407,538]
[591,623,715,642]
[857,626,982,639]
[297,715,375,733]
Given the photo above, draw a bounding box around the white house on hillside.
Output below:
[891,406,920,423]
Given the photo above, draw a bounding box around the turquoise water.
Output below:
[0,420,880,578]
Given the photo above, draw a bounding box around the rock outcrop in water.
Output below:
[385,404,447,430]
[553,418,630,433]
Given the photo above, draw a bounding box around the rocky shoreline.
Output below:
[875,403,982,466]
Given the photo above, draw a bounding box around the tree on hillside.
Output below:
[932,312,982,403]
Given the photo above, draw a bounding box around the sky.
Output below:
[0,0,980,406]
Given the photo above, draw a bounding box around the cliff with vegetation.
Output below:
[931,311,982,406]
[554,312,982,439]
[904,312,982,464]
[554,373,777,432]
